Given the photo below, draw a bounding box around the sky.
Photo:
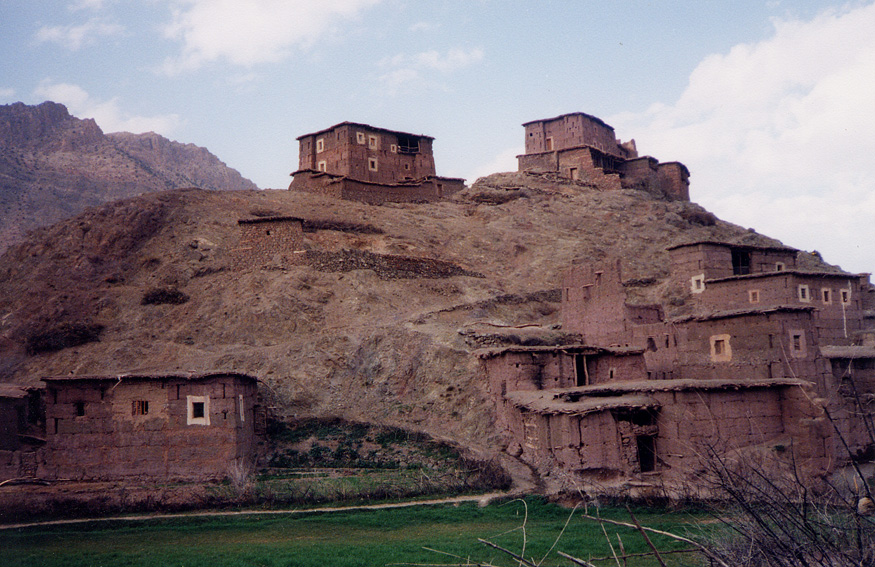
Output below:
[1,0,874,274]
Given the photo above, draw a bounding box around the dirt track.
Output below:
[0,490,515,531]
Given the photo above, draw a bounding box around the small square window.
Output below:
[798,284,810,302]
[368,158,378,172]
[75,401,85,417]
[841,289,851,304]
[710,334,732,362]
[714,339,725,355]
[749,290,760,303]
[356,132,365,144]
[132,400,149,416]
[187,395,210,426]
[317,160,327,172]
[368,135,378,149]
[775,262,785,272]
[316,138,324,153]
[792,334,802,351]
[390,144,397,153]
[691,274,705,294]
[821,288,831,304]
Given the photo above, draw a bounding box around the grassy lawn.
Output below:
[1,497,708,567]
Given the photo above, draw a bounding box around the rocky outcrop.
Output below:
[0,101,257,253]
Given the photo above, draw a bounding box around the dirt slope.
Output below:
[0,172,835,454]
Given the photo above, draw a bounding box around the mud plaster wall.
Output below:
[504,385,828,483]
[0,396,24,451]
[42,376,257,481]
[524,114,626,158]
[230,219,306,271]
[697,275,865,345]
[298,124,437,184]
[561,260,630,343]
[657,163,690,201]
[669,244,798,287]
[672,312,825,383]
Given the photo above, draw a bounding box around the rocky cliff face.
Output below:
[0,101,258,253]
[0,172,836,459]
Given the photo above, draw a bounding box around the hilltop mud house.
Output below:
[290,122,465,204]
[517,112,690,201]
[481,241,875,494]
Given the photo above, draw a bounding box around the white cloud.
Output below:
[377,47,484,94]
[33,81,181,135]
[69,0,108,11]
[610,3,875,274]
[0,87,16,101]
[159,0,382,74]
[35,19,123,50]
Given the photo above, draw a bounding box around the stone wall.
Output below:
[291,170,464,204]
[229,217,306,271]
[523,113,628,159]
[41,373,257,481]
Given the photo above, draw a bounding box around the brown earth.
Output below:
[0,171,840,459]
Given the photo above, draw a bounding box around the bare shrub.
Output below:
[141,287,189,305]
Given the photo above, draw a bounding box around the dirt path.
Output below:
[0,490,517,531]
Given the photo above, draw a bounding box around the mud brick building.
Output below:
[517,112,690,201]
[0,384,43,480]
[290,122,465,204]
[41,372,258,482]
[229,216,306,271]
[482,241,875,494]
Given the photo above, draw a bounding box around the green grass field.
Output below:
[1,497,708,567]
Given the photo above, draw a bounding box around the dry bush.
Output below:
[141,287,189,305]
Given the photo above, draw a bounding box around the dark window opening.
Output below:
[75,401,85,417]
[731,248,751,275]
[631,410,655,426]
[192,401,205,419]
[714,339,726,355]
[646,337,657,352]
[792,334,803,351]
[637,435,657,472]
[396,134,420,154]
[132,400,149,416]
[265,230,271,236]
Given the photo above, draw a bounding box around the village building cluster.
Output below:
[481,242,875,493]
[1,113,872,494]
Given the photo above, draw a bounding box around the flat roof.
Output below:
[672,305,815,324]
[820,345,875,359]
[521,111,615,131]
[43,372,258,383]
[0,384,32,398]
[505,377,810,415]
[476,344,644,359]
[706,270,861,284]
[666,240,797,253]
[296,121,435,141]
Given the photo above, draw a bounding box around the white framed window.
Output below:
[356,132,365,144]
[775,262,785,272]
[316,138,324,153]
[317,160,327,172]
[710,334,732,362]
[187,395,210,426]
[368,158,378,172]
[821,288,832,304]
[749,290,760,304]
[691,274,705,294]
[841,289,851,304]
[798,284,810,303]
[368,134,379,149]
[789,330,806,358]
[390,144,397,153]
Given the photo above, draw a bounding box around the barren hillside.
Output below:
[0,101,258,253]
[0,172,837,454]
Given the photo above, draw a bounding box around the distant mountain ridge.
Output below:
[0,101,258,253]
